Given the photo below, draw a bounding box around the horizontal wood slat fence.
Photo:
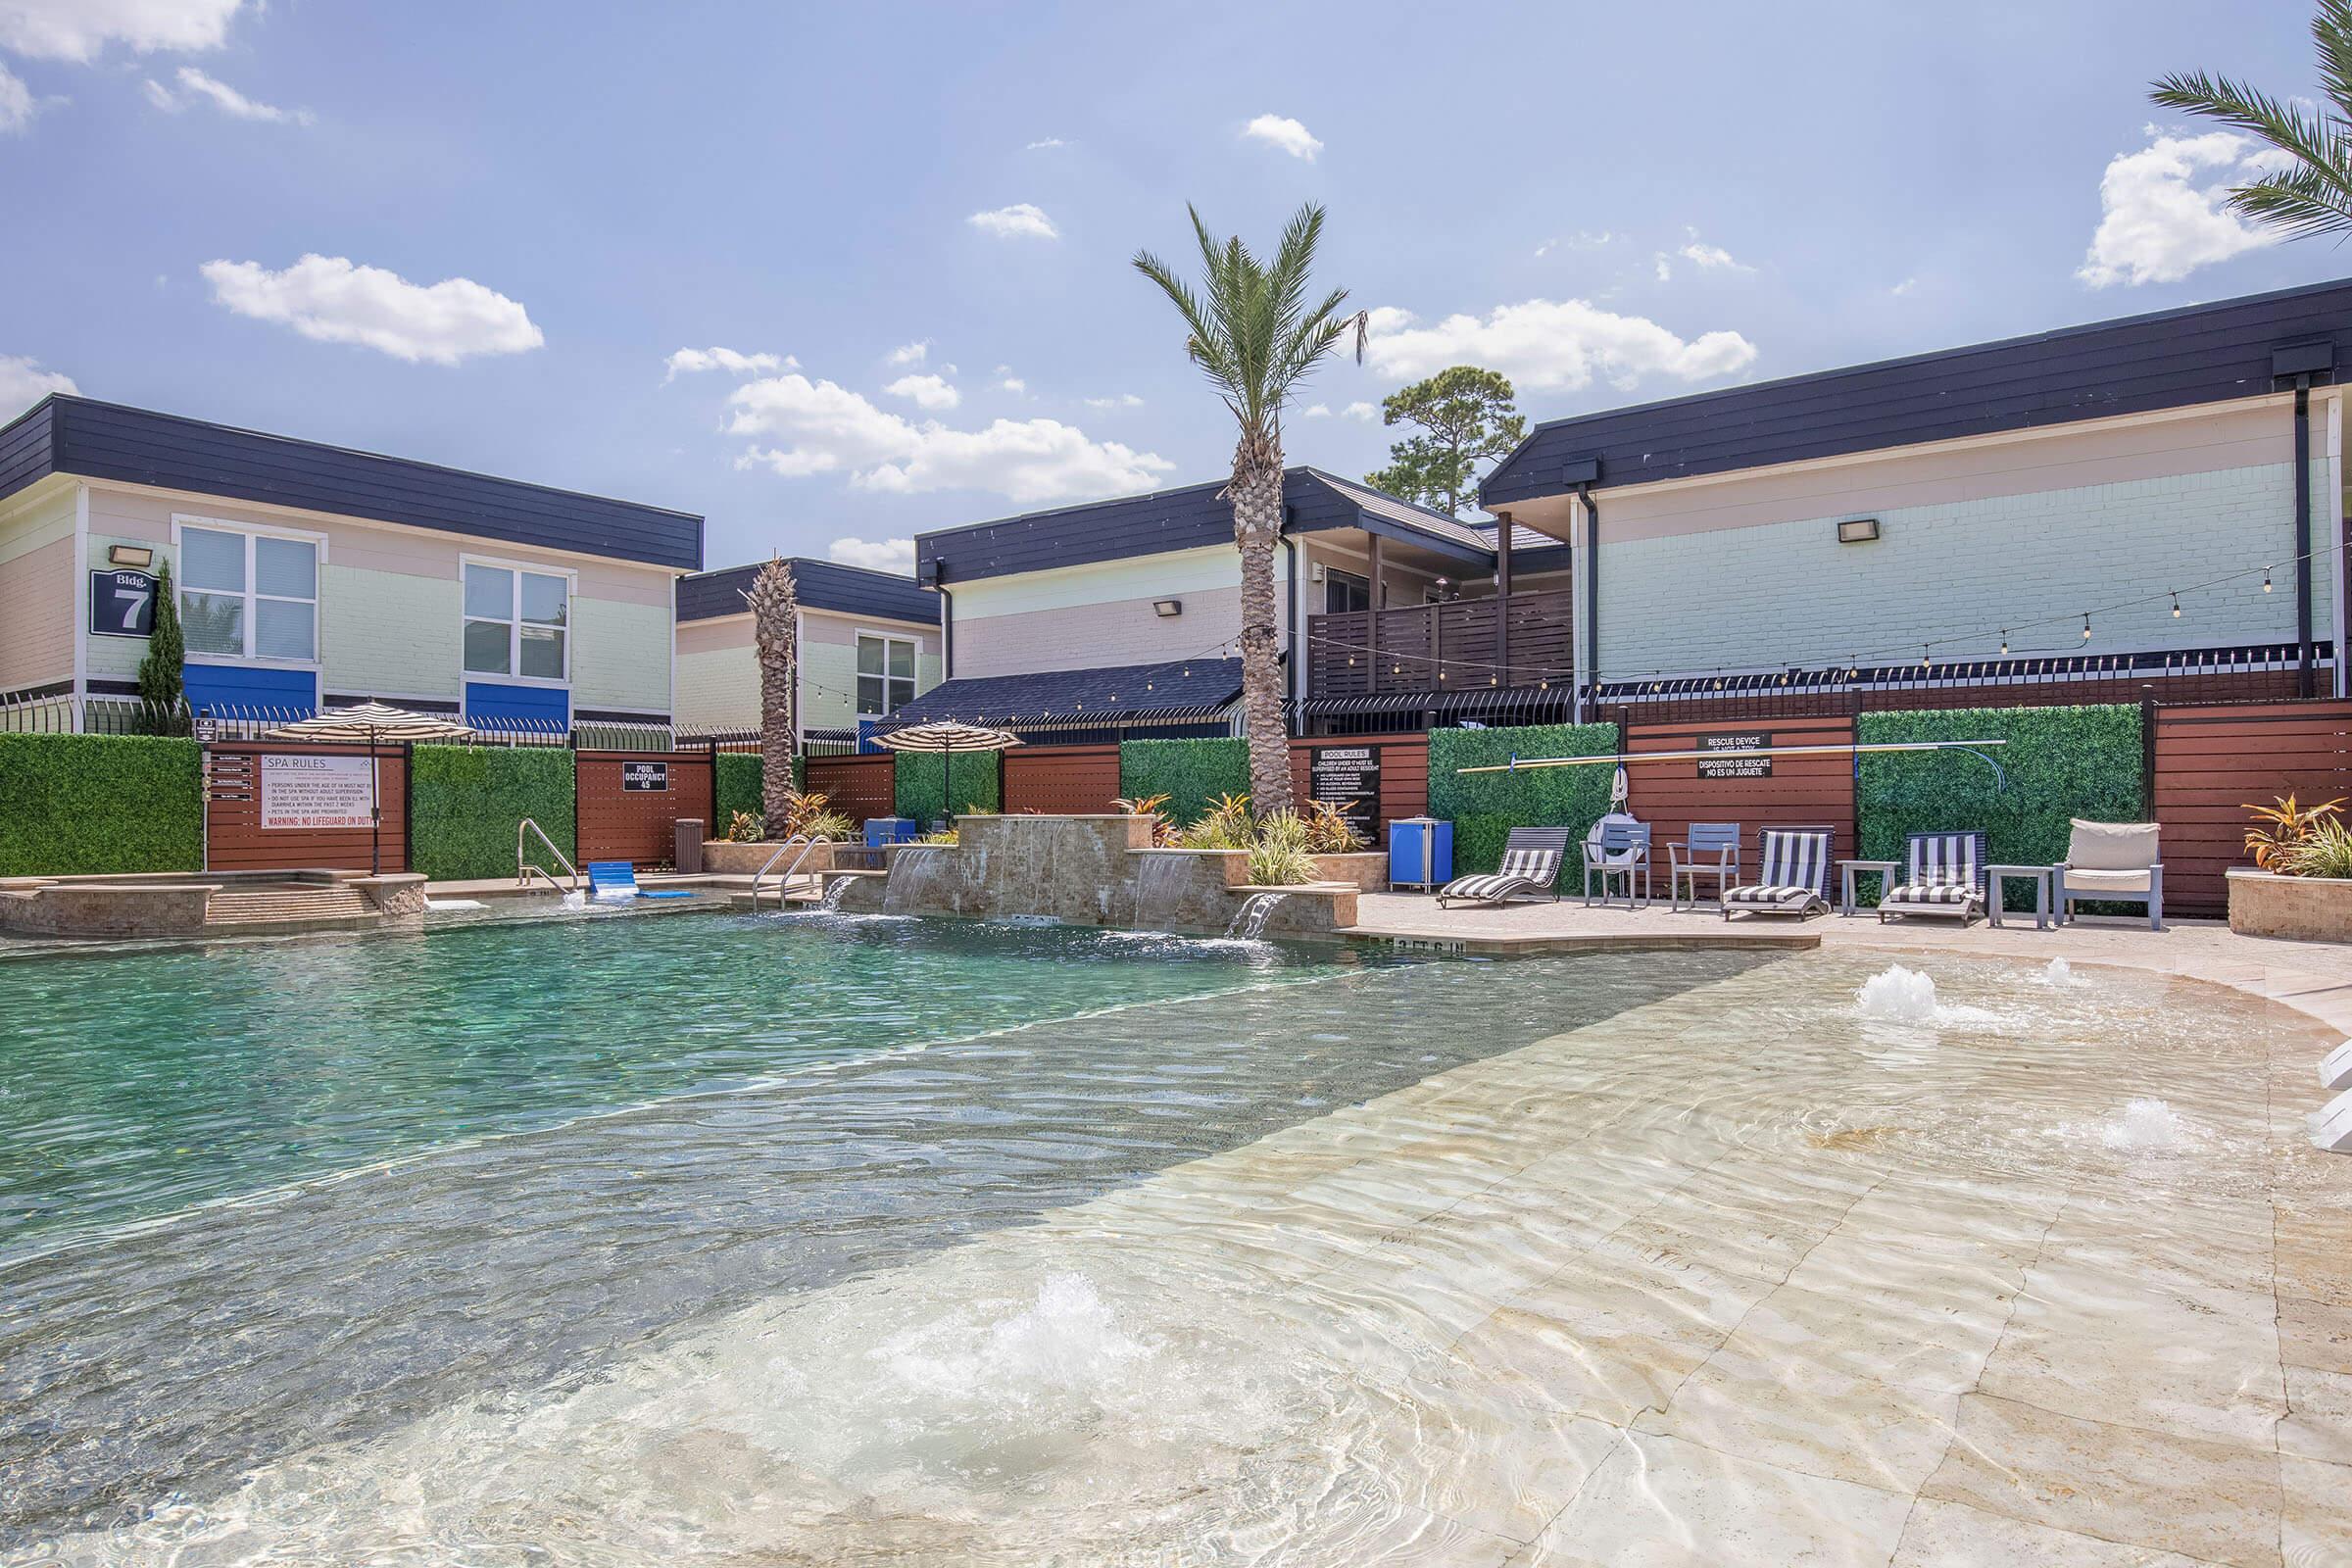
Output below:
[1620,714,1858,875]
[1004,745,1125,815]
[575,749,713,866]
[204,741,408,873]
[804,754,897,824]
[2151,700,2352,915]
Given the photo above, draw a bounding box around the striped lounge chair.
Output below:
[1878,831,1988,924]
[1438,827,1571,908]
[1721,827,1834,920]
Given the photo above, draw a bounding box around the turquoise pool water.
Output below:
[0,910,1780,1552]
[0,909,1348,1251]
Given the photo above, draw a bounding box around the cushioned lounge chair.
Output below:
[1878,830,1988,924]
[2057,818,2163,930]
[1438,827,1570,908]
[1721,827,1834,920]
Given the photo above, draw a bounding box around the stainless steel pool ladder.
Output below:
[750,834,831,911]
[516,817,582,895]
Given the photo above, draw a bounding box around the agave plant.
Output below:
[2244,793,2346,868]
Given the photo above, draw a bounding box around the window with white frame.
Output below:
[463,562,570,681]
[177,522,319,662]
[857,632,915,716]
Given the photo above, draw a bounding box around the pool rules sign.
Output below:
[260,754,376,829]
[1307,744,1382,844]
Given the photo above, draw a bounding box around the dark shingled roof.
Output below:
[1,394,703,570]
[677,557,937,623]
[1482,275,2352,506]
[877,657,1243,733]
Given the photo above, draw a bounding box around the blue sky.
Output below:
[1,0,2343,573]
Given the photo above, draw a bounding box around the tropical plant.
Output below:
[1181,791,1255,850]
[135,562,187,735]
[2151,3,2352,240]
[1112,792,1180,846]
[1364,367,1528,518]
[743,557,800,825]
[1244,809,1319,886]
[1299,796,1367,855]
[2284,816,2352,878]
[917,825,959,845]
[726,809,765,844]
[1134,202,1365,813]
[2244,793,2345,868]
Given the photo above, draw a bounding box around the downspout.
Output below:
[1576,484,1598,724]
[937,585,954,681]
[2297,379,2315,697]
[1280,534,1298,709]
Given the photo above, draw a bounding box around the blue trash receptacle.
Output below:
[1389,817,1453,891]
[865,816,919,848]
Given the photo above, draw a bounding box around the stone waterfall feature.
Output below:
[838,814,1359,937]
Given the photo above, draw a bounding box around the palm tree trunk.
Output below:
[1230,432,1294,814]
[745,559,800,826]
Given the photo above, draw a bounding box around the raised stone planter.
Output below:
[1310,852,1389,892]
[702,839,839,876]
[352,873,429,923]
[2228,867,2352,942]
[0,879,218,938]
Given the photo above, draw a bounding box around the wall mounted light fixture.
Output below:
[1152,599,1182,617]
[1836,517,1881,544]
[108,545,156,567]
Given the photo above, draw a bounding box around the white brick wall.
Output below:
[1592,460,2333,677]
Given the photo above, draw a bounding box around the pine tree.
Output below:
[135,563,186,735]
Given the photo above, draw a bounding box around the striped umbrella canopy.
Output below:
[870,721,1021,823]
[266,702,476,743]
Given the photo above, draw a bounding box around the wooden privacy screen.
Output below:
[2152,700,2352,914]
[1286,734,1429,845]
[1622,713,1858,871]
[205,742,408,873]
[1004,744,1122,814]
[575,749,713,866]
[804,754,897,823]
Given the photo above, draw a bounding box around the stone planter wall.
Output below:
[702,839,839,876]
[1310,852,1389,892]
[2228,867,2352,943]
[0,880,218,937]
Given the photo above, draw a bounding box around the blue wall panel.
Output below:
[183,662,318,718]
[465,680,570,728]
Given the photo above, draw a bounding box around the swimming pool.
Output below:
[6,921,2345,1563]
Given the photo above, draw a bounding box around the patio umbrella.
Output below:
[870,720,1021,825]
[266,703,476,873]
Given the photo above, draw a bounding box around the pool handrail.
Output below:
[517,817,582,895]
[750,834,831,910]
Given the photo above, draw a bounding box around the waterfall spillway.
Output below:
[1225,892,1288,941]
[813,876,853,913]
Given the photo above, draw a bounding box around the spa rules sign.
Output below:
[260,754,375,829]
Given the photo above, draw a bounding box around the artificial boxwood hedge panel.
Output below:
[895,749,1002,823]
[0,734,203,877]
[712,753,806,830]
[411,745,575,881]
[1118,738,1249,827]
[1857,705,2143,906]
[1427,722,1620,881]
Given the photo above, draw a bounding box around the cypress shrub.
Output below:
[0,733,203,876]
[411,745,575,881]
[1118,737,1250,826]
[895,749,1001,823]
[1857,705,2144,906]
[1427,722,1620,879]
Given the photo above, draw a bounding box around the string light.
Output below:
[2082,612,2092,641]
[2264,569,2274,593]
[2171,592,2181,618]
[1999,631,2009,655]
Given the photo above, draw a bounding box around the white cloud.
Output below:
[1083,392,1143,410]
[1535,230,1615,258]
[1342,402,1378,420]
[1242,113,1322,161]
[1889,276,1919,297]
[967,203,1058,240]
[664,346,791,380]
[1678,237,1751,272]
[1653,256,1672,282]
[996,375,1026,394]
[1302,403,1331,417]
[140,65,310,123]
[884,372,961,410]
[201,254,545,366]
[827,535,917,574]
[0,352,75,416]
[0,0,245,61]
[886,339,929,366]
[726,372,1174,503]
[1365,298,1759,392]
[2078,128,2281,287]
[1024,136,1067,150]
[0,62,33,132]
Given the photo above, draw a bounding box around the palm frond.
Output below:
[2151,14,2352,244]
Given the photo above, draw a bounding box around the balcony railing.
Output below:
[1306,588,1575,698]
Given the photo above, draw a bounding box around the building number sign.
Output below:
[88,569,161,639]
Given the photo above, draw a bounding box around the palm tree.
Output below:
[1134,202,1364,813]
[2151,1,2352,239]
[743,557,800,826]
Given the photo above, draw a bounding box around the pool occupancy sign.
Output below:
[621,760,669,791]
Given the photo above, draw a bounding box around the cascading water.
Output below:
[1130,854,1189,931]
[1224,892,1288,940]
[813,876,853,913]
[881,845,948,915]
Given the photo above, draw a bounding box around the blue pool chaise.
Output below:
[587,861,694,901]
